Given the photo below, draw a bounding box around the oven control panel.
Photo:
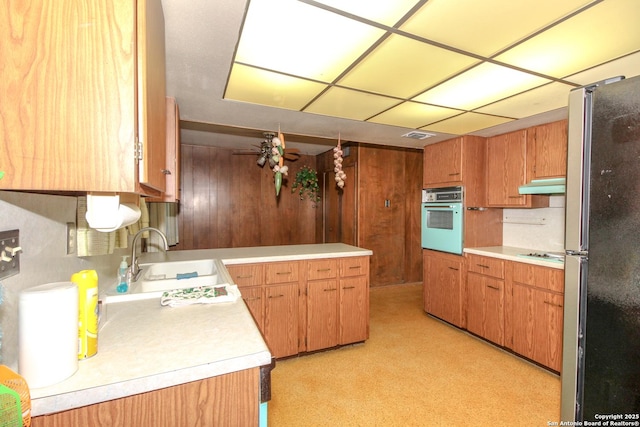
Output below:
[422,186,463,203]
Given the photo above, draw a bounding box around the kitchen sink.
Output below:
[137,259,228,293]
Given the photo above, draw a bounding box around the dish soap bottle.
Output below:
[116,256,130,293]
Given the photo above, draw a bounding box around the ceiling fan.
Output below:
[233,132,301,167]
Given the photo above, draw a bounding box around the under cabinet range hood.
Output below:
[518,178,566,195]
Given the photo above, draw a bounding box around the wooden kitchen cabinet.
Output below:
[423,250,464,328]
[339,257,370,344]
[0,0,166,194]
[423,135,487,207]
[486,130,548,208]
[148,97,181,202]
[528,120,568,179]
[226,264,265,330]
[506,261,564,371]
[306,260,339,351]
[466,254,505,346]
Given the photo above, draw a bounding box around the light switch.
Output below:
[0,229,20,280]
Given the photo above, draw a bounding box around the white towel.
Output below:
[160,285,241,307]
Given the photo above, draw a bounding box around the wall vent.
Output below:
[401,131,436,140]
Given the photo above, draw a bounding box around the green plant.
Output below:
[291,166,320,203]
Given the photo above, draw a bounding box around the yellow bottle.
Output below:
[71,270,98,359]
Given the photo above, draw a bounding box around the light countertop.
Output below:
[464,246,565,270]
[31,243,372,416]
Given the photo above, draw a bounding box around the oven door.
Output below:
[421,202,463,254]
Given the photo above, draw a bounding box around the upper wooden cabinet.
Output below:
[0,0,166,194]
[528,120,568,179]
[423,136,487,207]
[148,98,181,202]
[486,130,548,208]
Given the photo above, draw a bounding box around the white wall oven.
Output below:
[421,187,463,255]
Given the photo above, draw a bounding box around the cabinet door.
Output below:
[467,273,504,346]
[226,264,264,287]
[487,130,527,207]
[423,138,462,186]
[264,284,299,358]
[265,261,299,285]
[511,283,535,358]
[534,290,564,372]
[307,279,339,351]
[241,286,264,330]
[423,252,463,328]
[340,276,369,344]
[530,120,567,179]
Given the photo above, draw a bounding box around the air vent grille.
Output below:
[402,131,436,140]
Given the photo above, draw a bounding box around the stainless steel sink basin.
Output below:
[137,259,228,293]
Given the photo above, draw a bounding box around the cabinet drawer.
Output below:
[307,259,337,280]
[265,261,300,284]
[512,261,564,293]
[339,257,369,278]
[226,264,264,287]
[466,254,504,279]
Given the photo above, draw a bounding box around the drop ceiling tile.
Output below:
[400,0,595,56]
[225,64,327,110]
[413,62,550,110]
[312,0,420,26]
[338,34,480,98]
[304,86,400,121]
[423,113,514,135]
[234,0,384,82]
[368,101,461,128]
[564,52,640,85]
[475,82,575,118]
[495,0,640,78]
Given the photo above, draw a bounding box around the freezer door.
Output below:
[561,255,587,422]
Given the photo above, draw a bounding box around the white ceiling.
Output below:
[161,0,640,155]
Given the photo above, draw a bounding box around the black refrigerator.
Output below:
[561,74,640,422]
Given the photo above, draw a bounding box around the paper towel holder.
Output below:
[85,193,141,232]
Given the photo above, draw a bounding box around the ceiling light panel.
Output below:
[413,62,550,110]
[304,86,401,120]
[368,101,461,128]
[424,112,514,135]
[311,0,420,26]
[337,34,480,98]
[564,51,640,85]
[400,0,596,57]
[225,64,327,110]
[495,0,640,78]
[235,0,385,82]
[475,82,575,118]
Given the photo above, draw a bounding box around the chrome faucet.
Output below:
[130,227,169,281]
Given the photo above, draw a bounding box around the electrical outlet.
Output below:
[66,222,76,255]
[0,229,20,280]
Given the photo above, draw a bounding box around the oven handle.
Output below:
[423,205,459,209]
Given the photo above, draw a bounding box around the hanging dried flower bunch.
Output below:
[271,132,289,196]
[333,136,346,188]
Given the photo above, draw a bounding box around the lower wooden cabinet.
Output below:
[466,273,505,346]
[506,262,564,372]
[227,256,370,358]
[423,250,464,328]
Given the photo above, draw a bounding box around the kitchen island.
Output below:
[30,243,371,426]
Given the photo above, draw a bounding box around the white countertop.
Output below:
[31,243,372,417]
[464,246,565,270]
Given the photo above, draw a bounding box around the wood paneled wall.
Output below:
[178,144,318,250]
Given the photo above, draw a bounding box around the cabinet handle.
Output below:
[487,285,500,290]
[244,296,261,301]
[276,271,292,275]
[448,172,461,176]
[268,294,285,299]
[508,195,523,199]
[324,288,337,292]
[316,268,332,272]
[544,300,563,308]
[448,267,459,271]
[161,169,171,175]
[477,264,490,268]
[342,286,355,290]
[348,266,361,269]
[236,274,253,279]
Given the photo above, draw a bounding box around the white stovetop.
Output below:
[464,246,565,270]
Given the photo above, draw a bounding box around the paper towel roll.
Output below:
[85,194,142,232]
[19,282,79,389]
